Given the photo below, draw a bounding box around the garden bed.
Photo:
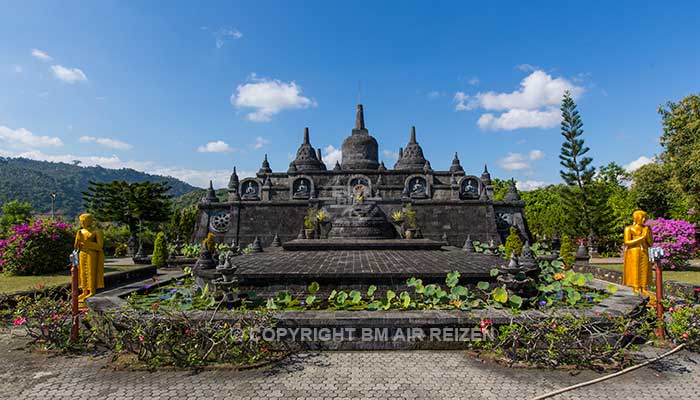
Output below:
[86,273,646,350]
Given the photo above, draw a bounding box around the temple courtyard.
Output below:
[1,329,698,400]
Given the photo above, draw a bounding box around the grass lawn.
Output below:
[0,265,137,294]
[594,263,700,285]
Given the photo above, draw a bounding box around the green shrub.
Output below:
[559,234,575,268]
[151,232,168,267]
[0,219,74,276]
[503,227,523,257]
[102,224,131,255]
[114,243,128,257]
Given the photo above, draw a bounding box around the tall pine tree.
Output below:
[559,91,595,237]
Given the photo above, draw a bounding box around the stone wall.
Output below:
[195,199,529,248]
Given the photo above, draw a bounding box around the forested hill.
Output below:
[0,157,198,218]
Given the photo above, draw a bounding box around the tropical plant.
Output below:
[0,219,74,275]
[646,218,697,270]
[559,91,595,237]
[82,180,173,246]
[0,200,32,232]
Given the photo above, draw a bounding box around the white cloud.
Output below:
[78,136,133,150]
[516,180,548,191]
[457,70,584,131]
[0,125,63,148]
[232,76,315,122]
[477,108,561,130]
[516,64,537,72]
[31,49,52,61]
[0,148,252,188]
[427,90,443,99]
[323,145,342,166]
[498,153,530,171]
[51,65,88,84]
[468,77,480,86]
[215,28,243,48]
[253,136,270,150]
[197,140,232,153]
[382,149,399,161]
[624,156,654,172]
[497,150,544,171]
[528,149,544,160]
[453,92,469,111]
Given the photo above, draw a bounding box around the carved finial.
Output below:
[271,234,282,247]
[333,160,341,171]
[251,236,263,253]
[398,147,404,159]
[410,126,417,144]
[317,148,323,161]
[483,164,489,174]
[303,127,310,144]
[355,104,365,130]
[209,180,214,190]
[462,235,475,252]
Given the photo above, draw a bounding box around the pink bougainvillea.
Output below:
[0,219,73,275]
[646,218,697,270]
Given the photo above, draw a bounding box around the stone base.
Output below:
[282,239,445,251]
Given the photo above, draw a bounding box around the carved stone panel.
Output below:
[291,177,313,200]
[240,178,261,200]
[459,176,481,200]
[209,210,231,233]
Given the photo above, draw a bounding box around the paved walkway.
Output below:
[1,330,699,399]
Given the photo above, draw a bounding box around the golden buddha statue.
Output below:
[74,213,105,305]
[622,210,654,301]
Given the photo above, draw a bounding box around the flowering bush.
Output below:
[665,303,700,351]
[0,219,74,275]
[11,290,89,351]
[646,218,697,270]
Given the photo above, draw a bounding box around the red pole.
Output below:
[70,262,79,343]
[655,261,664,340]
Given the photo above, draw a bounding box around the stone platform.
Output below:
[232,249,502,296]
[281,239,444,251]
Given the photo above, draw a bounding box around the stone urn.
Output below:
[304,229,315,239]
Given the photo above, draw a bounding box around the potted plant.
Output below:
[402,204,418,239]
[303,215,316,239]
[391,210,405,238]
[315,209,330,239]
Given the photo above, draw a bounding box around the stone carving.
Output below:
[407,176,429,199]
[459,177,480,199]
[292,177,312,199]
[241,179,260,200]
[341,104,380,170]
[394,126,429,170]
[209,211,231,233]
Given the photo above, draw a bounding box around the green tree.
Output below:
[151,231,169,267]
[82,180,173,244]
[658,93,700,208]
[559,91,595,236]
[504,226,523,257]
[558,234,575,268]
[630,163,675,218]
[521,185,572,239]
[0,200,33,231]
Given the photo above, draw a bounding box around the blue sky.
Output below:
[1,0,698,189]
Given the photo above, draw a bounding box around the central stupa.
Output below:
[340,104,379,170]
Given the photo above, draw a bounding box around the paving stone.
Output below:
[2,330,700,399]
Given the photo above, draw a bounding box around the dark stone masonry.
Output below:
[194,104,531,247]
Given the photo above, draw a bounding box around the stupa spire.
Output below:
[355,104,365,130]
[410,126,417,144]
[303,127,310,144]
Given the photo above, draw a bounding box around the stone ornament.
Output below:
[209,210,231,233]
